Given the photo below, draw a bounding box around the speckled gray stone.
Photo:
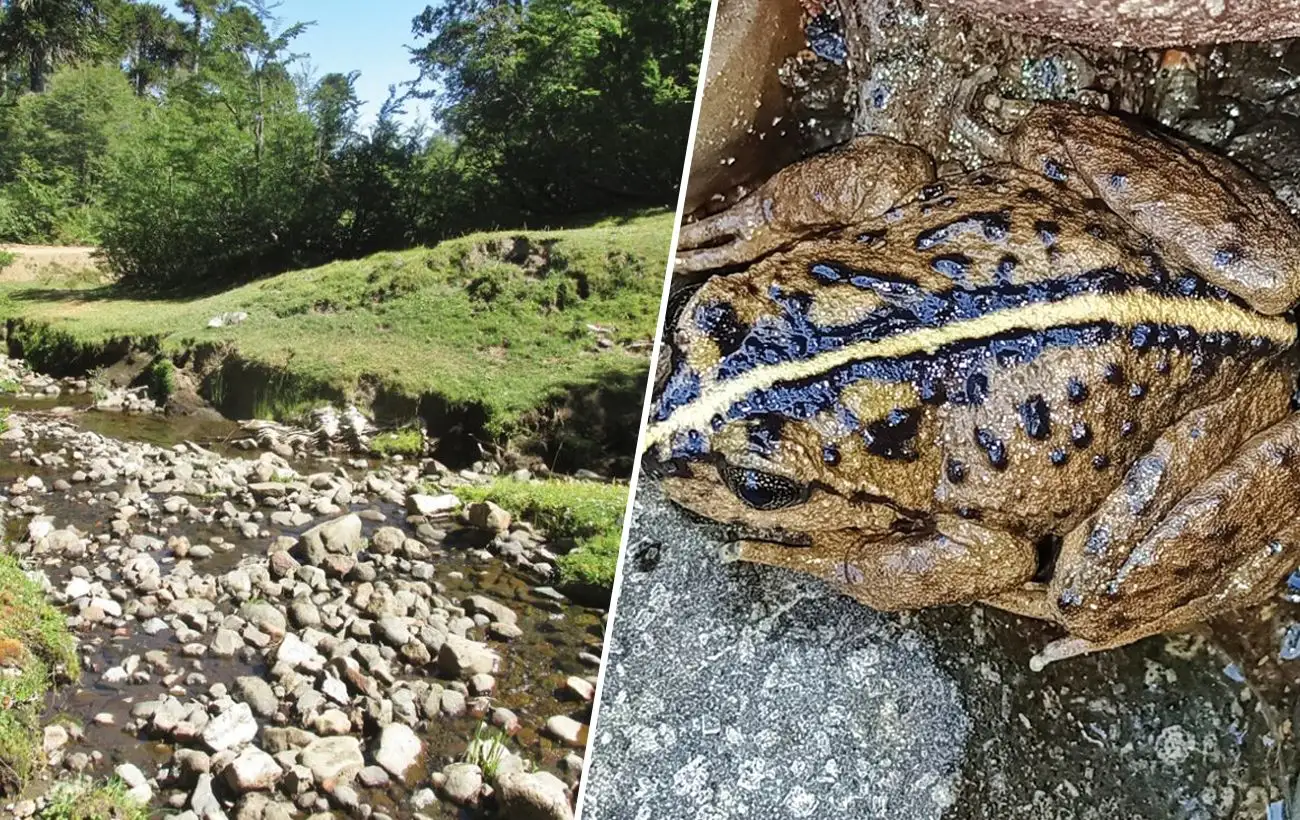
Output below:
[581,482,1292,820]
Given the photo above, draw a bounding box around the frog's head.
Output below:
[644,273,915,542]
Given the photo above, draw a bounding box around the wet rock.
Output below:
[224,746,283,792]
[236,676,279,719]
[406,493,460,517]
[301,514,363,556]
[464,594,519,626]
[201,702,258,752]
[373,723,422,779]
[497,770,574,820]
[190,773,227,820]
[564,676,595,702]
[115,762,154,805]
[301,736,365,785]
[440,762,484,806]
[437,635,501,678]
[468,500,512,533]
[545,715,587,748]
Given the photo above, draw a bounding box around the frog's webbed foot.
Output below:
[675,136,935,273]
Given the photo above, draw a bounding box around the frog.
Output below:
[644,100,1300,670]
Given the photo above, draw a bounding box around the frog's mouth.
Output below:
[719,525,814,550]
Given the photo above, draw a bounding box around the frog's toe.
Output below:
[1029,636,1098,672]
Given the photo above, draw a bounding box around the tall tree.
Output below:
[111,1,187,94]
[0,0,108,92]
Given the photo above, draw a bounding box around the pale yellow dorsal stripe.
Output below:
[643,291,1297,451]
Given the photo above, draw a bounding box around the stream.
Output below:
[0,360,600,820]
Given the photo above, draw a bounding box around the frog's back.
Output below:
[650,166,1297,538]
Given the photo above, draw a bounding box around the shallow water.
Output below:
[2,405,601,816]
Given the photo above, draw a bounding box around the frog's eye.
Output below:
[720,465,808,510]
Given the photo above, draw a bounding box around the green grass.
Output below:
[371,427,424,458]
[0,211,671,440]
[0,250,14,271]
[454,478,628,588]
[463,721,510,780]
[0,554,79,793]
[38,776,147,820]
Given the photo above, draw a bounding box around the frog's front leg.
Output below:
[726,513,1036,610]
[1008,103,1300,315]
[1039,371,1300,670]
[675,136,935,273]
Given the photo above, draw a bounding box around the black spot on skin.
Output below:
[972,172,998,186]
[1128,383,1147,400]
[1043,158,1067,181]
[1215,522,1243,543]
[995,255,1018,283]
[1020,188,1046,203]
[633,540,662,573]
[1130,324,1154,350]
[856,229,887,247]
[931,253,973,280]
[1084,223,1108,240]
[1104,363,1125,385]
[1213,244,1244,269]
[1154,354,1171,375]
[822,443,841,465]
[1050,448,1069,466]
[710,414,725,431]
[1071,421,1093,449]
[1058,587,1083,608]
[1109,171,1127,190]
[914,211,1011,250]
[945,457,968,484]
[747,415,785,456]
[965,372,989,404]
[1019,395,1052,440]
[918,376,947,405]
[864,407,922,461]
[695,301,749,357]
[975,427,1009,470]
[919,182,946,201]
[957,506,983,520]
[1092,454,1111,470]
[1067,378,1089,404]
[1120,420,1138,438]
[1034,220,1060,245]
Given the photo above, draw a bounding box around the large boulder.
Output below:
[373,723,422,779]
[300,514,363,557]
[223,746,283,792]
[201,702,258,752]
[301,736,365,785]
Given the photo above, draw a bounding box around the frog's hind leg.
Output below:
[1007,103,1300,315]
[1043,393,1300,670]
[675,136,935,273]
[725,514,1036,611]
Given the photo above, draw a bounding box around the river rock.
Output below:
[545,715,587,748]
[375,615,412,648]
[301,513,363,555]
[497,770,574,820]
[370,525,405,554]
[224,746,283,792]
[440,762,484,805]
[468,500,511,532]
[437,635,500,678]
[464,594,519,626]
[236,676,279,719]
[373,722,422,779]
[190,773,226,820]
[407,493,459,517]
[301,736,365,785]
[115,762,153,805]
[240,601,286,636]
[201,702,258,752]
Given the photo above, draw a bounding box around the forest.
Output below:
[0,0,709,289]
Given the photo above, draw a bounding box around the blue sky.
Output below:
[268,0,435,126]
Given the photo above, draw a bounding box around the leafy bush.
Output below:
[371,427,424,458]
[146,357,176,405]
[454,478,628,588]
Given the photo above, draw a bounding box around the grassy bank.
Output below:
[0,555,79,794]
[454,479,627,590]
[0,211,669,468]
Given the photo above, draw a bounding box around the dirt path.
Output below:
[0,243,102,281]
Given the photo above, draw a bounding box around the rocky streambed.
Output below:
[0,361,603,820]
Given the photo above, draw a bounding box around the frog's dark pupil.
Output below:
[720,465,807,510]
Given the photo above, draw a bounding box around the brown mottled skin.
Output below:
[656,103,1300,668]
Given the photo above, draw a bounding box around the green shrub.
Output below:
[371,427,424,457]
[147,357,176,405]
[38,776,147,820]
[454,478,627,588]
